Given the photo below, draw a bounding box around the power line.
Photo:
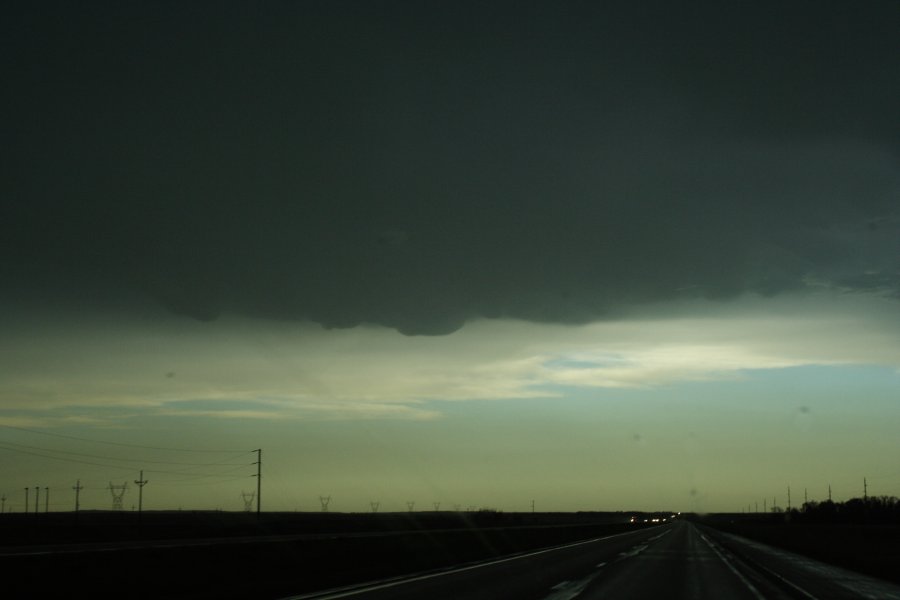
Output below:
[0,443,141,472]
[145,463,256,479]
[0,444,254,479]
[0,439,253,467]
[0,423,247,453]
[157,475,254,487]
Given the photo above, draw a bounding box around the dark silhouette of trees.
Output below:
[792,495,900,524]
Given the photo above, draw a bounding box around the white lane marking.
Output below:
[618,543,648,558]
[743,558,821,600]
[282,528,654,599]
[541,575,599,600]
[648,530,671,542]
[699,532,766,600]
[542,526,670,600]
[711,529,900,600]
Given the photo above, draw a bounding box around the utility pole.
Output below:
[532,499,535,513]
[135,470,148,516]
[34,486,40,514]
[755,501,758,513]
[253,449,262,517]
[787,486,791,511]
[804,488,808,506]
[1,495,5,513]
[24,488,29,514]
[73,480,83,512]
[828,484,832,502]
[763,498,766,513]
[864,477,868,501]
[45,487,49,513]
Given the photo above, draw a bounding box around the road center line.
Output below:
[648,530,671,542]
[541,573,600,600]
[618,543,648,558]
[283,527,659,600]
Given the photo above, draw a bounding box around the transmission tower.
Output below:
[433,502,441,512]
[406,501,415,513]
[319,495,331,512]
[241,491,256,512]
[109,482,128,510]
[370,501,380,513]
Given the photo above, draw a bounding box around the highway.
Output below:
[284,520,900,600]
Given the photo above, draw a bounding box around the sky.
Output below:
[1,1,899,514]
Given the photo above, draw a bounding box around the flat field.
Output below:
[1,510,658,599]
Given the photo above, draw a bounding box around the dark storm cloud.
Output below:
[2,1,898,334]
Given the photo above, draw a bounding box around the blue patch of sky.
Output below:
[542,356,626,370]
[162,397,282,411]
[422,364,900,421]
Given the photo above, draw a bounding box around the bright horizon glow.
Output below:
[2,291,899,513]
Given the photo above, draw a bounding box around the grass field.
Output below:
[2,510,661,599]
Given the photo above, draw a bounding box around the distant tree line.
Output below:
[785,496,900,524]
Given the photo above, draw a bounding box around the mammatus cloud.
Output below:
[1,2,898,335]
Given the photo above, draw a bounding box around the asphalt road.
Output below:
[283,520,900,600]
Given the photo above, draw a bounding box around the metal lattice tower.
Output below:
[319,495,331,513]
[433,502,441,512]
[241,491,256,512]
[109,482,128,511]
[406,501,415,513]
[370,501,380,513]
